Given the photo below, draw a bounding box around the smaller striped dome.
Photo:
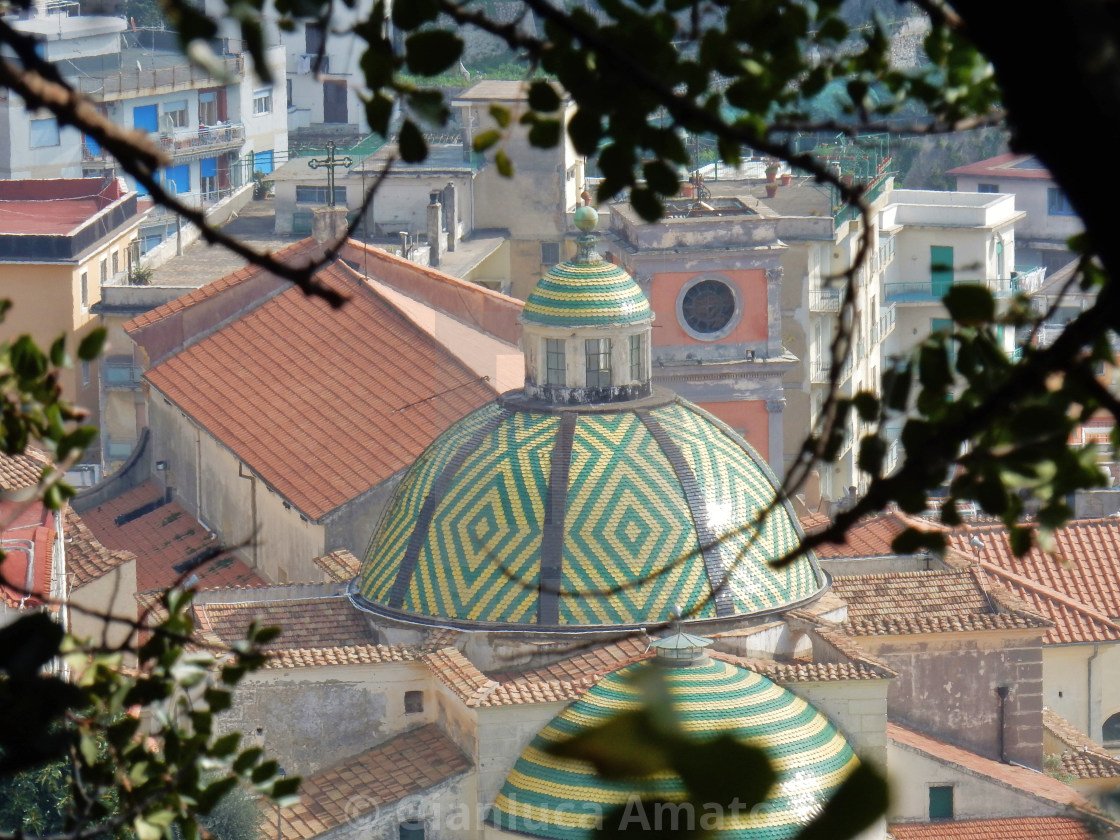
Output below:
[490,657,859,840]
[523,258,652,328]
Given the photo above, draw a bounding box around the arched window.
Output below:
[1103,712,1120,744]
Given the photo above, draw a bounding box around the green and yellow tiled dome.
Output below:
[489,657,859,840]
[522,258,652,327]
[353,395,825,628]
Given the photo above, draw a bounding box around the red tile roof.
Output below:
[946,154,1055,181]
[830,568,1049,636]
[888,723,1091,810]
[310,549,360,582]
[78,482,264,592]
[141,258,496,519]
[1043,708,1120,780]
[0,178,127,235]
[0,447,52,492]
[0,499,56,608]
[63,507,135,589]
[275,724,470,840]
[948,520,1120,622]
[890,817,1094,840]
[810,511,925,559]
[192,594,377,650]
[264,644,419,669]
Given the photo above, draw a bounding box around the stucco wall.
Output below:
[857,631,1044,768]
[224,661,431,775]
[1042,642,1120,746]
[68,558,138,648]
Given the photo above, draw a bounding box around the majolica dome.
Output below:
[489,656,859,840]
[522,259,652,327]
[352,394,825,628]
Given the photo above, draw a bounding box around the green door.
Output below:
[931,245,954,298]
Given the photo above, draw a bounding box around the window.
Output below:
[399,820,424,840]
[1104,712,1120,745]
[100,258,108,288]
[545,338,565,386]
[305,23,326,55]
[254,150,274,175]
[81,360,91,387]
[585,338,611,389]
[80,271,88,310]
[200,156,218,198]
[681,279,735,336]
[404,691,423,714]
[1048,188,1076,216]
[930,245,954,297]
[629,333,644,381]
[928,786,953,821]
[541,241,561,266]
[198,91,218,125]
[162,100,188,129]
[111,250,119,277]
[30,117,59,148]
[295,185,347,204]
[253,87,273,115]
[977,183,999,193]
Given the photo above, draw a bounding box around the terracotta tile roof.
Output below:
[1043,709,1120,780]
[0,499,56,608]
[423,647,499,706]
[264,644,420,669]
[142,259,496,520]
[63,507,135,589]
[78,482,264,592]
[811,511,931,559]
[192,595,377,650]
[0,447,51,492]
[948,520,1120,621]
[830,568,1049,636]
[275,724,470,840]
[946,153,1055,181]
[489,637,650,683]
[889,817,1094,840]
[724,656,892,682]
[310,550,360,583]
[888,723,1091,811]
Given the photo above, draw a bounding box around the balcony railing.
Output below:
[103,357,143,389]
[1010,266,1047,295]
[160,123,245,155]
[809,286,843,312]
[810,355,853,385]
[69,56,244,100]
[872,302,897,344]
[884,278,1011,303]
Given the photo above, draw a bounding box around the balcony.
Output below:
[810,355,853,385]
[70,55,244,100]
[161,123,245,156]
[809,286,843,312]
[1010,266,1047,295]
[884,279,1011,303]
[872,302,897,344]
[103,357,143,389]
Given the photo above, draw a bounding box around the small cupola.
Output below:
[649,609,714,666]
[520,197,654,405]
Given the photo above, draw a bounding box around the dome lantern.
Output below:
[520,195,654,406]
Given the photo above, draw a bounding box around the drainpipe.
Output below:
[1087,644,1101,740]
[237,462,258,569]
[995,686,1010,763]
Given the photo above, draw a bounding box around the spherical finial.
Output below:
[573,204,598,232]
[669,604,684,621]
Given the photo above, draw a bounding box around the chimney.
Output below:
[427,191,442,267]
[312,206,349,244]
[444,182,457,253]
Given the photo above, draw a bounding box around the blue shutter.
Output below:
[254,150,274,175]
[133,104,158,132]
[200,156,218,178]
[164,164,189,194]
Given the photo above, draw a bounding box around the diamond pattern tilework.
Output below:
[409,410,557,622]
[651,401,822,613]
[560,411,710,625]
[523,259,652,328]
[359,402,507,603]
[490,658,858,840]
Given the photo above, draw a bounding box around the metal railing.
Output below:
[1009,266,1047,295]
[810,355,853,385]
[809,286,843,312]
[103,358,143,389]
[160,123,245,154]
[872,302,896,344]
[884,278,1011,303]
[70,56,244,99]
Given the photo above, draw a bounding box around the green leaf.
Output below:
[495,149,513,178]
[528,118,562,149]
[398,120,427,164]
[211,732,241,758]
[528,80,562,112]
[642,160,678,197]
[77,328,107,361]
[943,284,995,324]
[404,30,463,76]
[669,736,774,808]
[546,710,671,778]
[473,130,501,152]
[489,103,511,128]
[391,0,437,30]
[630,187,663,222]
[890,527,946,555]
